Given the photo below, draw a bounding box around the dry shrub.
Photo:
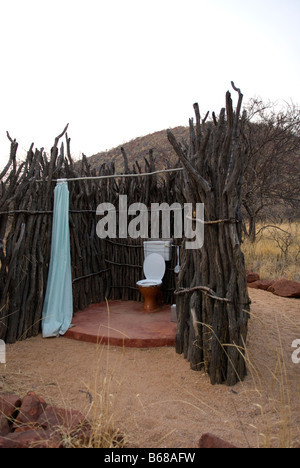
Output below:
[242,222,300,281]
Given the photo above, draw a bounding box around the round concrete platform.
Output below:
[64,300,177,348]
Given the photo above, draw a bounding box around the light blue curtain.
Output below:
[42,180,73,337]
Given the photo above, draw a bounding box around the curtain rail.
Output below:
[35,167,184,183]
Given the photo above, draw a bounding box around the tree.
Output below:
[242,99,300,241]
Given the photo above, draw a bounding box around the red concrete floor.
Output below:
[64,300,177,348]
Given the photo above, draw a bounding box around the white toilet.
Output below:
[137,241,172,312]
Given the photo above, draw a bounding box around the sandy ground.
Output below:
[1,289,300,448]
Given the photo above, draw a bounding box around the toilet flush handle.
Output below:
[174,246,180,274]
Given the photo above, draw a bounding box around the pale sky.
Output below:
[0,0,299,168]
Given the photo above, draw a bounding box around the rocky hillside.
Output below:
[86,122,300,222]
[87,126,189,172]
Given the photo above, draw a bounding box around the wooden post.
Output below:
[168,83,250,385]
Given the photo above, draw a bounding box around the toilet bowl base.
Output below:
[138,285,164,312]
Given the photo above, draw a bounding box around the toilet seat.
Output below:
[136,279,162,286]
[137,253,165,287]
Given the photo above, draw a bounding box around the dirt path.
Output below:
[1,289,300,448]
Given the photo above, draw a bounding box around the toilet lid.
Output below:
[144,253,165,281]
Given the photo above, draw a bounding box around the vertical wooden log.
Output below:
[168,84,250,386]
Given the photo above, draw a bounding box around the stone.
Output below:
[12,391,47,431]
[258,280,275,291]
[37,406,92,443]
[0,428,61,448]
[248,280,274,291]
[0,392,91,448]
[0,394,22,436]
[0,394,22,418]
[0,415,10,436]
[267,279,300,298]
[247,280,261,289]
[198,432,237,448]
[246,272,260,283]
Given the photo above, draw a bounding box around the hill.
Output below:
[86,121,300,222]
[87,126,189,172]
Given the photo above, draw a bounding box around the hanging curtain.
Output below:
[42,180,73,337]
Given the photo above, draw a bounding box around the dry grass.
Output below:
[1,317,300,448]
[242,222,300,281]
[0,301,129,449]
[72,345,128,448]
[62,302,129,448]
[1,234,300,448]
[242,309,300,448]
[199,311,300,447]
[0,343,128,448]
